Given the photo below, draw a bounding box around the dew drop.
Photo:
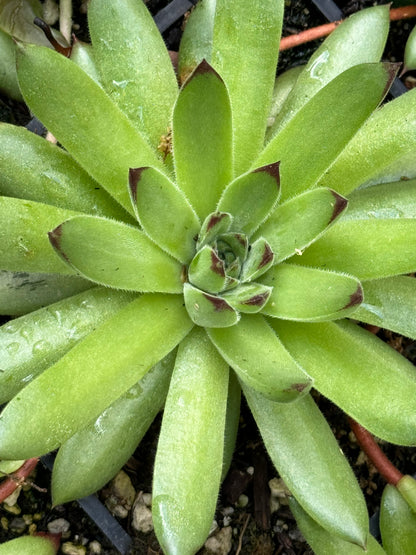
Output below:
[19,327,34,341]
[3,323,18,334]
[32,340,52,355]
[6,342,20,355]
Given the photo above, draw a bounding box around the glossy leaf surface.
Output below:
[89,0,178,146]
[52,350,176,504]
[208,314,312,402]
[0,288,134,403]
[173,60,232,220]
[49,215,183,292]
[261,264,362,321]
[244,386,368,546]
[129,166,199,263]
[380,484,416,555]
[16,44,164,214]
[211,0,283,173]
[404,25,416,72]
[272,319,416,445]
[256,63,396,201]
[153,328,228,555]
[0,294,193,458]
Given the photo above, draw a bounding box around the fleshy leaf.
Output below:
[270,5,390,134]
[380,484,416,555]
[88,0,178,146]
[222,283,272,314]
[0,535,58,555]
[0,288,134,403]
[173,60,233,220]
[188,245,227,294]
[0,294,193,459]
[240,238,274,282]
[221,370,241,481]
[272,319,416,445]
[320,87,416,194]
[266,66,304,132]
[16,43,164,214]
[52,350,176,504]
[0,123,129,221]
[254,187,347,262]
[0,28,22,100]
[243,386,369,547]
[183,283,239,328]
[48,215,183,293]
[208,314,312,402]
[256,63,398,201]
[354,276,416,340]
[129,166,200,263]
[289,498,385,554]
[404,25,416,73]
[217,163,280,236]
[69,38,101,83]
[153,328,228,555]
[261,264,363,321]
[197,211,233,250]
[211,0,283,173]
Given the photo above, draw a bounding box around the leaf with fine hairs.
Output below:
[380,484,416,555]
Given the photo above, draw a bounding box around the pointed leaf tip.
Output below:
[329,190,348,223]
[128,167,148,204]
[183,58,223,87]
[254,161,281,187]
[48,225,71,264]
[383,62,401,96]
[259,242,274,269]
[343,283,363,310]
[203,293,234,312]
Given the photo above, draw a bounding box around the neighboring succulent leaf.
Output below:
[289,498,386,555]
[0,0,48,44]
[188,245,227,294]
[222,283,272,314]
[0,535,58,555]
[48,215,183,293]
[244,386,369,547]
[16,44,164,214]
[0,124,129,221]
[0,197,79,274]
[217,162,281,236]
[297,181,416,279]
[272,319,416,445]
[380,484,416,555]
[208,314,312,402]
[0,460,24,474]
[320,87,416,194]
[0,294,193,459]
[254,187,347,262]
[0,29,22,100]
[0,288,134,403]
[173,60,232,220]
[0,271,91,316]
[240,238,274,282]
[266,66,304,132]
[270,5,389,134]
[256,63,397,201]
[404,25,416,73]
[69,38,101,83]
[221,370,241,481]
[354,276,416,340]
[197,211,232,250]
[88,0,178,146]
[153,328,228,555]
[261,264,363,321]
[52,350,176,504]
[211,0,283,174]
[396,475,416,514]
[129,166,200,263]
[183,283,239,327]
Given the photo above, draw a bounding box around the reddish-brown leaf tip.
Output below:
[203,293,234,312]
[207,212,228,231]
[343,283,364,310]
[329,190,348,224]
[242,291,271,307]
[259,243,274,269]
[382,62,401,98]
[254,161,281,188]
[210,249,226,276]
[128,167,148,204]
[48,225,71,264]
[182,58,225,88]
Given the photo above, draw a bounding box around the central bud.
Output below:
[183,212,275,328]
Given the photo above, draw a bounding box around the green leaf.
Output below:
[129,166,200,264]
[188,245,227,294]
[0,196,79,274]
[16,43,164,214]
[380,484,416,555]
[173,60,233,220]
[0,29,22,100]
[404,25,416,72]
[153,328,229,555]
[272,319,416,445]
[221,370,241,481]
[0,535,57,555]
[222,282,272,314]
[69,39,101,83]
[289,498,385,554]
[270,5,390,134]
[0,270,91,316]
[261,264,363,322]
[354,276,416,340]
[243,386,369,546]
[88,0,178,146]
[0,124,129,221]
[183,283,239,328]
[239,238,274,282]
[0,0,47,44]
[49,215,183,293]
[197,211,232,250]
[52,349,176,504]
[266,66,304,133]
[0,294,193,459]
[0,288,134,403]
[256,63,397,201]
[254,188,347,262]
[217,162,281,236]
[319,87,416,195]
[208,314,312,402]
[396,475,416,514]
[0,459,24,474]
[211,0,284,174]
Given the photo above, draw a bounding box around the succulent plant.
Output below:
[2,0,416,553]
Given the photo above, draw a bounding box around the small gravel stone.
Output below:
[132,494,153,533]
[61,542,87,555]
[9,517,26,533]
[141,492,152,506]
[88,540,102,554]
[3,488,21,507]
[104,471,136,517]
[47,518,70,535]
[204,526,232,555]
[1,517,8,530]
[269,477,290,506]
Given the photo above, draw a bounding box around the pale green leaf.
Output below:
[153,328,228,555]
[266,65,304,133]
[0,29,22,100]
[0,0,47,44]
[69,39,101,83]
[183,283,239,328]
[404,25,416,72]
[221,370,241,481]
[380,484,416,555]
[0,294,193,459]
[49,215,183,293]
[188,245,227,294]
[0,535,57,555]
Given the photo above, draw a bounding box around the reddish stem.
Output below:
[349,418,403,486]
[0,458,39,503]
[279,5,416,51]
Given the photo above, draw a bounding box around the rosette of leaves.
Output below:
[2,0,416,553]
